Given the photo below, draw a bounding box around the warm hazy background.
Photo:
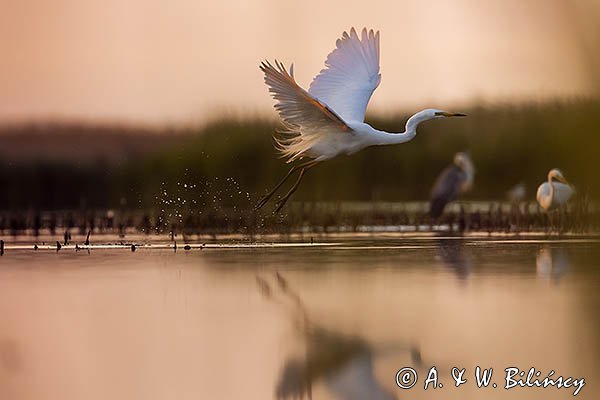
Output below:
[2,0,600,124]
[1,0,600,213]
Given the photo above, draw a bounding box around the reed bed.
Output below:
[0,199,596,241]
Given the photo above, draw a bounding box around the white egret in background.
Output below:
[536,245,570,284]
[257,27,466,212]
[429,152,474,219]
[536,169,574,211]
[507,182,527,204]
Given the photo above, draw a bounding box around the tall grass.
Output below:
[0,99,598,212]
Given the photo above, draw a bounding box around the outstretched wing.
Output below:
[261,60,351,133]
[308,28,381,123]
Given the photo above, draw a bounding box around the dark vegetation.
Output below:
[0,99,598,234]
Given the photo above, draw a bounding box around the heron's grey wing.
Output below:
[430,166,466,219]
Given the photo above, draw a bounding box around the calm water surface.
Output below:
[0,236,599,400]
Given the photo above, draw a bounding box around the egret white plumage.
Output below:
[257,27,466,212]
[429,152,474,219]
[536,168,574,211]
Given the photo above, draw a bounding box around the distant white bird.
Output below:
[429,152,474,219]
[507,182,527,204]
[536,169,574,211]
[257,27,466,212]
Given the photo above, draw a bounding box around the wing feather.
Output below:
[261,60,350,132]
[308,28,381,123]
[260,60,351,162]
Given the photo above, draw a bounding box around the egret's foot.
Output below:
[254,194,271,210]
[273,197,290,213]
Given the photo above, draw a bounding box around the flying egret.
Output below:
[257,27,466,212]
[429,152,474,219]
[536,168,574,211]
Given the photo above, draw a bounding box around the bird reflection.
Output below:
[257,273,421,400]
[436,239,472,280]
[536,246,570,284]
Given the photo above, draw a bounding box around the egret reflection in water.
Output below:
[256,273,421,400]
[536,246,571,284]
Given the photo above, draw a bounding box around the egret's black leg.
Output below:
[255,165,298,210]
[255,160,317,210]
[273,162,317,213]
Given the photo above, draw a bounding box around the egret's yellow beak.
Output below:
[435,111,467,117]
[556,175,569,184]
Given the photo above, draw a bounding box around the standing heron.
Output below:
[429,152,474,219]
[536,168,574,211]
[257,27,466,212]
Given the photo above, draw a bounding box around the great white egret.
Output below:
[257,27,466,212]
[429,152,474,219]
[536,169,574,211]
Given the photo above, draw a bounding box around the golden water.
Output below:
[0,236,598,399]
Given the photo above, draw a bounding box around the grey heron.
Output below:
[429,152,474,219]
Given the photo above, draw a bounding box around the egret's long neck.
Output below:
[369,113,427,146]
[462,162,475,188]
[547,174,555,202]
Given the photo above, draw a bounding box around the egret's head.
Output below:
[548,168,569,184]
[453,152,473,171]
[406,109,467,131]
